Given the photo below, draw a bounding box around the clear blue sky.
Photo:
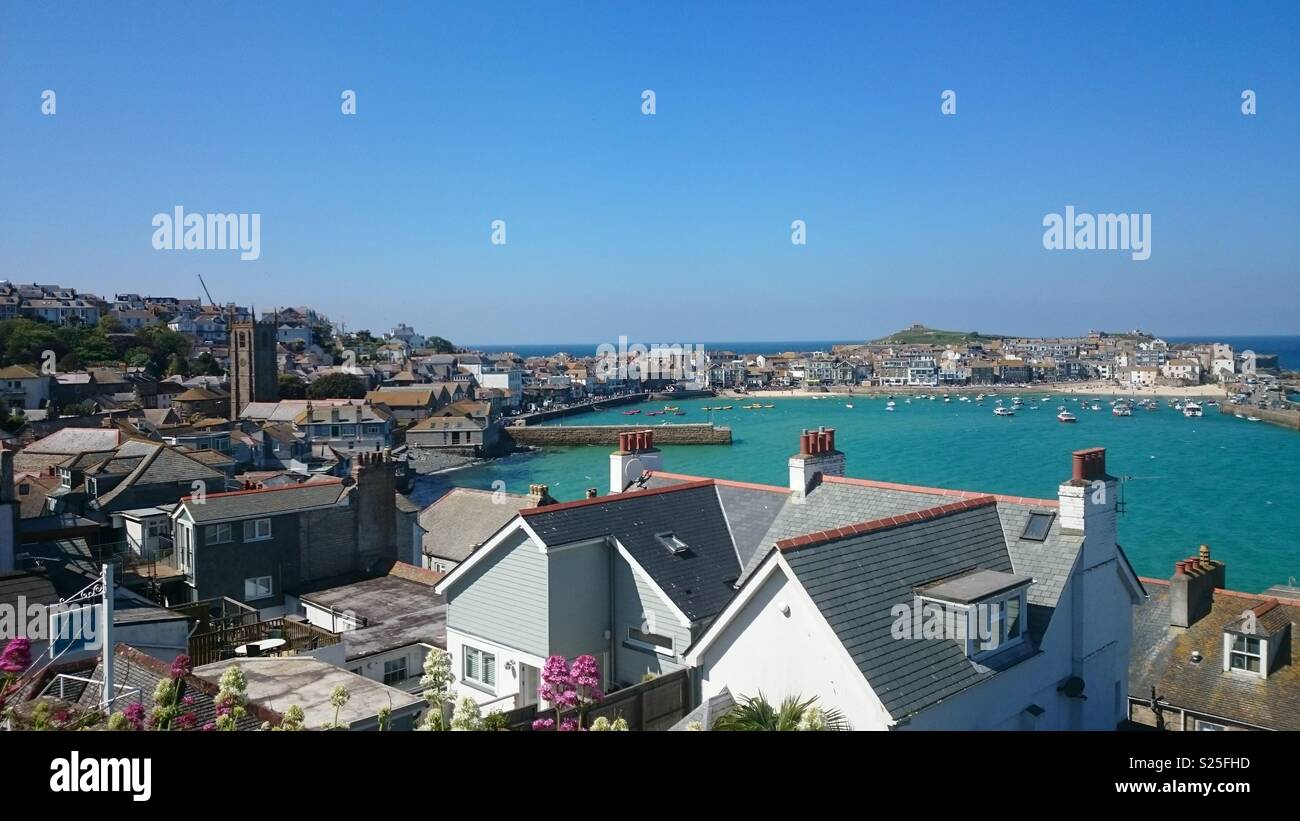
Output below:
[2,1,1297,343]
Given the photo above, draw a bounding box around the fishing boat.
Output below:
[646,411,664,417]
[1090,402,1102,411]
[994,406,1015,416]
[1247,416,1262,422]
[1112,403,1132,417]
[975,393,985,401]
[674,411,686,416]
[845,403,854,409]
[886,400,896,408]
[763,404,775,409]
[883,405,892,412]
[721,405,732,410]
[1183,402,1203,418]
[622,410,641,415]
[663,406,679,411]
[1057,410,1077,423]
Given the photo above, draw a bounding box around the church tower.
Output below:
[229,305,279,420]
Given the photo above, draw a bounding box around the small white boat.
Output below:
[845,403,854,409]
[1057,410,1077,423]
[1090,403,1102,411]
[1112,403,1132,417]
[1246,415,1261,422]
[994,407,1015,417]
[884,405,893,412]
[1183,402,1203,418]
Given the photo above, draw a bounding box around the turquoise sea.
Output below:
[415,393,1300,594]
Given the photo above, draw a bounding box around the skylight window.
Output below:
[1021,512,1054,542]
[656,532,689,555]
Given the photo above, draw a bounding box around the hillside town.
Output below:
[0,280,1296,734]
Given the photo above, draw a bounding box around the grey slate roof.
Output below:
[94,442,225,509]
[522,483,742,621]
[419,488,529,563]
[299,572,446,659]
[181,480,344,524]
[782,503,1036,720]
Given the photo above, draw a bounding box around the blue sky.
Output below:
[2,1,1297,343]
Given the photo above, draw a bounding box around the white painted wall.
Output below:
[695,560,892,730]
[445,626,547,713]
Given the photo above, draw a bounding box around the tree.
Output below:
[711,693,847,731]
[278,373,307,399]
[425,336,456,354]
[307,372,366,399]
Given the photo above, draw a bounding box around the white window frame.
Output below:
[1225,633,1265,678]
[244,575,273,601]
[206,523,233,545]
[383,657,408,686]
[243,518,272,542]
[462,645,496,690]
[627,625,675,657]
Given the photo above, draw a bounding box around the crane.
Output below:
[197,273,216,308]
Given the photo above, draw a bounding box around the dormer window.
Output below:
[915,569,1034,660]
[1229,636,1262,674]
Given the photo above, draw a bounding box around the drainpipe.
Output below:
[607,536,617,685]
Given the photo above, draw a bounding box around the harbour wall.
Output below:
[1218,404,1300,431]
[506,423,732,446]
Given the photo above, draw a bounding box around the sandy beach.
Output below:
[728,381,1227,400]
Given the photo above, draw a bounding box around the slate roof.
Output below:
[93,442,225,509]
[521,481,743,621]
[780,501,1039,720]
[22,427,124,455]
[180,480,344,524]
[419,488,530,563]
[0,568,60,610]
[1130,581,1300,730]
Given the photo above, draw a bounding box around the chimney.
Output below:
[1170,544,1226,628]
[609,429,663,494]
[528,483,555,507]
[1057,447,1117,568]
[788,426,845,496]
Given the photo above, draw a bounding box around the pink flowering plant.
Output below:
[531,654,606,731]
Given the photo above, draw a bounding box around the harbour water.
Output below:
[414,392,1300,593]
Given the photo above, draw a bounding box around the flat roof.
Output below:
[193,656,423,728]
[915,568,1034,604]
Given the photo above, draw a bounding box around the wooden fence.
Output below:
[189,618,340,666]
[506,668,691,731]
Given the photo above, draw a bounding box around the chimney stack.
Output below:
[1171,544,1226,628]
[528,483,555,507]
[788,426,845,496]
[1058,447,1118,568]
[610,428,662,494]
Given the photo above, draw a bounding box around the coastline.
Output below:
[727,382,1227,400]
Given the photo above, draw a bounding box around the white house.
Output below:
[434,428,1143,730]
[685,446,1144,730]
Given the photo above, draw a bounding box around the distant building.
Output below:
[228,311,279,421]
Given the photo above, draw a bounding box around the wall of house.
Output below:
[444,527,548,658]
[345,643,431,694]
[611,555,692,686]
[445,626,547,711]
[546,542,610,661]
[297,506,357,583]
[696,562,891,730]
[193,513,298,604]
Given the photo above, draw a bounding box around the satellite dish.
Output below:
[1057,676,1087,700]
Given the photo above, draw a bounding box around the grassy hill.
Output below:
[868,325,1010,346]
